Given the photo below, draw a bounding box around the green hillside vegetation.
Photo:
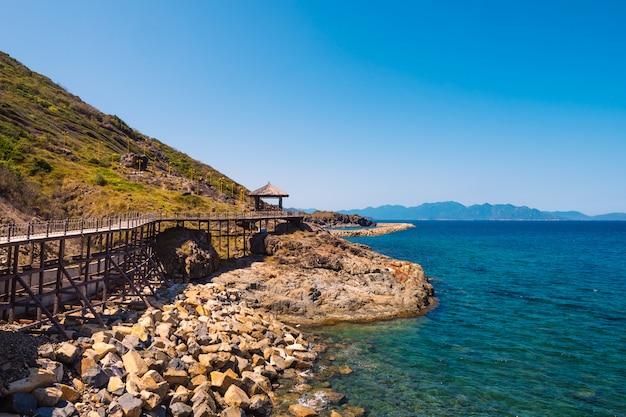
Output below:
[0,51,250,221]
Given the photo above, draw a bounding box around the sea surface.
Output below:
[310,221,626,417]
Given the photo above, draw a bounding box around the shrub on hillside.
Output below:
[28,158,53,175]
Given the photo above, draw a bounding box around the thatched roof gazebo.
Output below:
[249,182,289,211]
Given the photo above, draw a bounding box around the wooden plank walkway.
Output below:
[0,210,302,245]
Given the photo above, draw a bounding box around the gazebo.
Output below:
[249,182,289,211]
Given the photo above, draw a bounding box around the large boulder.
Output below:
[154,227,220,281]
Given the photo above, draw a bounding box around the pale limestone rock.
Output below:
[189,374,209,389]
[125,373,142,397]
[37,358,64,383]
[155,323,173,339]
[293,350,318,362]
[130,323,149,342]
[137,315,154,331]
[210,369,241,394]
[8,368,56,394]
[92,342,117,360]
[223,384,250,409]
[91,330,111,344]
[251,354,266,368]
[270,353,295,371]
[190,383,217,413]
[80,353,98,373]
[54,342,81,365]
[38,343,56,360]
[56,383,80,403]
[140,390,164,410]
[220,406,246,417]
[187,361,208,378]
[162,368,189,386]
[169,385,191,405]
[71,377,85,393]
[31,386,63,407]
[100,352,126,377]
[234,356,250,373]
[289,404,319,417]
[241,371,272,395]
[107,375,126,396]
[138,370,169,398]
[112,325,133,336]
[286,343,307,353]
[122,350,148,376]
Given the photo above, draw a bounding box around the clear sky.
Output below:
[2,1,625,215]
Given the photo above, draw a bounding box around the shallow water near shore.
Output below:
[310,221,626,416]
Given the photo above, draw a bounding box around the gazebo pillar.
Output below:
[249,182,289,212]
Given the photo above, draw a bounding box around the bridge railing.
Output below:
[0,210,302,243]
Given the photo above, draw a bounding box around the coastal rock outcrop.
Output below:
[303,212,375,228]
[212,223,435,325]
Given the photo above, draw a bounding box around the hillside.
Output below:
[340,202,626,221]
[0,51,250,222]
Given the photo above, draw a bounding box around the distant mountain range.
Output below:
[335,202,626,221]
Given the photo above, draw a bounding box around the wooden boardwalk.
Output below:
[0,210,302,244]
[0,210,303,338]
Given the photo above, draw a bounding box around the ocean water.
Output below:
[311,221,626,417]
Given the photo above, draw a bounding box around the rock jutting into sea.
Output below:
[327,223,415,237]
[212,222,434,325]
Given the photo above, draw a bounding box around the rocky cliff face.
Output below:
[211,223,435,325]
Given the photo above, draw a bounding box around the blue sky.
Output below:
[2,1,625,215]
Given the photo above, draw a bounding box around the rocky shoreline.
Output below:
[327,223,415,237]
[0,284,362,417]
[0,222,435,417]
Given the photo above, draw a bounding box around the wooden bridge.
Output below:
[0,210,303,338]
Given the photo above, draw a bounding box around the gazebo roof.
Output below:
[249,182,289,197]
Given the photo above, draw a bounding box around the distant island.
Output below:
[331,201,626,221]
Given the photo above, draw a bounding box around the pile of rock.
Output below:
[0,284,347,417]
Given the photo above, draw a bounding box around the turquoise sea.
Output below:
[311,221,626,416]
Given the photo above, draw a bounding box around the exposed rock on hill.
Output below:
[212,223,435,325]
